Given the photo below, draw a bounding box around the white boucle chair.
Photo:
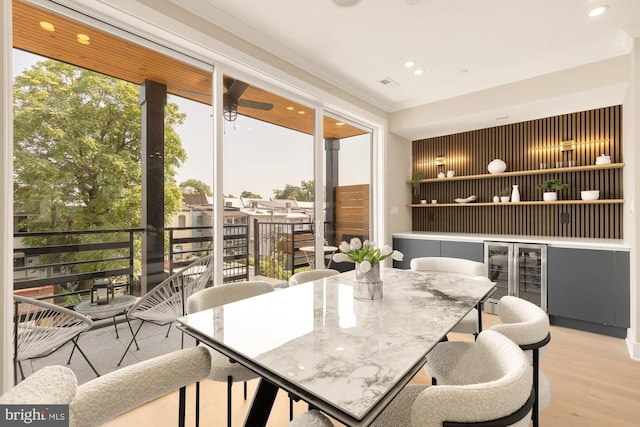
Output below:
[489,296,551,427]
[288,409,334,426]
[187,280,274,427]
[371,330,533,427]
[0,346,211,427]
[410,256,490,335]
[425,296,550,427]
[289,268,340,286]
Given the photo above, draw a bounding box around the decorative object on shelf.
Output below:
[536,179,569,202]
[567,160,577,167]
[333,238,404,301]
[555,161,563,168]
[539,162,547,169]
[581,190,600,200]
[511,185,521,202]
[454,195,477,203]
[420,199,427,204]
[431,199,437,204]
[500,187,511,202]
[493,195,500,203]
[596,154,611,165]
[447,170,455,177]
[487,159,507,174]
[412,171,424,197]
[437,171,445,179]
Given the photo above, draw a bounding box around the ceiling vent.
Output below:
[379,77,400,88]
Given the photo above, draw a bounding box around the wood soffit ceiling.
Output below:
[12,1,367,139]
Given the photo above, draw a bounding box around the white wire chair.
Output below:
[13,295,98,384]
[117,255,215,366]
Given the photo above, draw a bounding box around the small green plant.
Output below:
[412,171,424,196]
[536,179,569,192]
[499,187,511,197]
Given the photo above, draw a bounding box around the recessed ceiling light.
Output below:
[332,0,361,7]
[39,21,55,32]
[335,122,345,126]
[286,106,295,110]
[77,34,90,45]
[588,5,609,17]
[404,60,416,68]
[298,110,305,115]
[413,68,425,76]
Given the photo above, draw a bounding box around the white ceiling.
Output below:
[172,0,640,117]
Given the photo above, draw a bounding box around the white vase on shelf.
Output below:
[511,185,520,202]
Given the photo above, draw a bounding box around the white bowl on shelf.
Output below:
[581,190,600,200]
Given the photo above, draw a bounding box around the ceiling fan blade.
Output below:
[238,99,273,111]
[227,79,249,100]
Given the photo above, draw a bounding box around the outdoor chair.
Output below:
[13,295,98,385]
[0,346,211,427]
[410,256,490,336]
[289,268,340,286]
[187,280,274,427]
[117,254,215,366]
[372,330,533,427]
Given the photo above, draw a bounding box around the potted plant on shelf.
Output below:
[412,171,424,200]
[536,178,569,201]
[499,187,510,202]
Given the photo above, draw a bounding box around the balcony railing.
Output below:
[13,224,250,306]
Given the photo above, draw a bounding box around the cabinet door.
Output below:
[613,251,630,328]
[547,247,615,325]
[440,241,484,263]
[392,238,440,269]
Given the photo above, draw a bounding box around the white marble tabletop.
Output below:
[177,267,495,426]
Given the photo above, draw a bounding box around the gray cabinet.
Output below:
[392,237,483,269]
[547,247,629,337]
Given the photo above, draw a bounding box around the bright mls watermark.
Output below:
[1,405,68,426]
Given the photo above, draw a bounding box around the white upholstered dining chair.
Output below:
[0,346,211,427]
[372,330,533,427]
[410,256,490,336]
[489,295,551,427]
[187,280,274,427]
[289,268,340,286]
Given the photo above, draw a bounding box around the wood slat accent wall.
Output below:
[411,106,623,238]
[335,184,370,244]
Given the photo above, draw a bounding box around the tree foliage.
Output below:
[272,180,315,202]
[240,190,262,199]
[180,179,212,196]
[13,60,187,231]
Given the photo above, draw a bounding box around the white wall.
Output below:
[627,37,640,360]
[384,131,412,241]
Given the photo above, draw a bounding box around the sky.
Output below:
[13,49,371,199]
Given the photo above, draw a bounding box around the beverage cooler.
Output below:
[484,241,547,313]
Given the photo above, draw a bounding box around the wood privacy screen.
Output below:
[411,105,623,238]
[336,184,370,244]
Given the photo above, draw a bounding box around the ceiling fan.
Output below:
[174,77,273,122]
[223,77,273,122]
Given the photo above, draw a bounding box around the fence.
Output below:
[253,219,314,280]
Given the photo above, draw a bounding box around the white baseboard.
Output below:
[625,335,640,361]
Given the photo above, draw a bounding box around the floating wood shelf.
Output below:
[409,199,624,208]
[407,163,624,184]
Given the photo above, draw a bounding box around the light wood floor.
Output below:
[103,313,640,426]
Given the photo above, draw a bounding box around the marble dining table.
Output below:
[176,266,495,427]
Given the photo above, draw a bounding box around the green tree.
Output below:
[13,60,186,275]
[272,180,315,201]
[180,179,212,196]
[240,190,262,198]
